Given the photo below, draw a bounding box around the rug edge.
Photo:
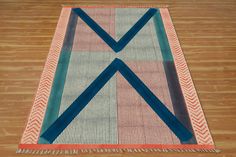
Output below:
[159,8,215,145]
[62,4,169,8]
[19,8,72,144]
[17,144,220,153]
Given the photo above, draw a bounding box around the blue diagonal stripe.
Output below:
[40,59,119,144]
[117,59,193,142]
[40,58,193,144]
[72,8,157,52]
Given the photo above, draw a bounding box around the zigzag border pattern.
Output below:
[160,8,214,145]
[20,8,72,144]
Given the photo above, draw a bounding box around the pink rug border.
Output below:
[63,5,169,8]
[160,8,214,145]
[19,143,215,150]
[20,8,72,144]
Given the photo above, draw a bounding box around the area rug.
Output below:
[17,6,217,154]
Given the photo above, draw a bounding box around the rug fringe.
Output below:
[16,148,220,154]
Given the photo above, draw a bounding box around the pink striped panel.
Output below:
[160,8,214,145]
[117,61,180,144]
[72,8,115,52]
[20,8,71,144]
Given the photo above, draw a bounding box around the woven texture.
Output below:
[18,7,215,153]
[55,8,179,144]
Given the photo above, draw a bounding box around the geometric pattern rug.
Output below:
[17,6,217,154]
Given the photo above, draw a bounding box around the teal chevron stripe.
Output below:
[153,10,173,61]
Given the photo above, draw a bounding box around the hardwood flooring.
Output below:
[0,0,236,156]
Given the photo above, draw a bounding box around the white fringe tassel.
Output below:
[16,148,220,154]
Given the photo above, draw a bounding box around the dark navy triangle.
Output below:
[73,8,157,52]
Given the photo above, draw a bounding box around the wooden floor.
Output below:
[0,0,236,156]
